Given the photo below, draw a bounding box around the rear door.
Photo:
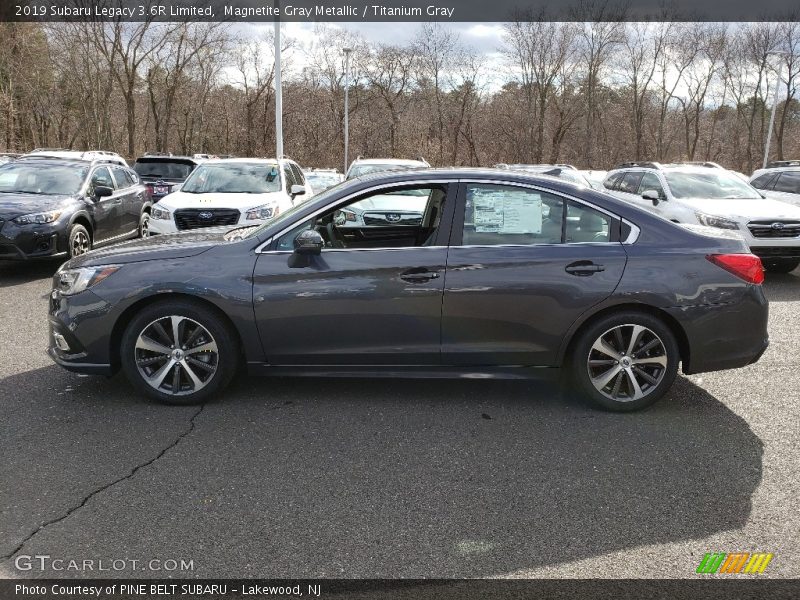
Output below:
[441,181,627,366]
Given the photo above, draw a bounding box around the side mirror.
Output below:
[93,185,113,200]
[290,184,306,198]
[293,229,324,256]
[641,189,661,205]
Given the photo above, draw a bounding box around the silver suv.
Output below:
[750,161,800,207]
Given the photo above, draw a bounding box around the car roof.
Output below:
[351,158,428,166]
[11,157,98,168]
[199,158,284,165]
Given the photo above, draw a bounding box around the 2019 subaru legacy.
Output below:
[0,156,150,260]
[48,169,768,411]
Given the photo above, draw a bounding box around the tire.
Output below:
[139,211,151,238]
[569,311,680,412]
[67,223,92,258]
[763,258,799,274]
[120,299,238,405]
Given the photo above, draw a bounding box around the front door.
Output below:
[442,182,628,366]
[86,166,121,242]
[252,182,456,365]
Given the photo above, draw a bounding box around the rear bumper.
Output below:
[667,285,769,375]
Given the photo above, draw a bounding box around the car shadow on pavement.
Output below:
[0,365,764,578]
[0,260,63,288]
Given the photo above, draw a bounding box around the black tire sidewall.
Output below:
[570,311,680,412]
[67,224,91,259]
[120,300,237,405]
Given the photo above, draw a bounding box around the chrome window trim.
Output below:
[255,177,641,253]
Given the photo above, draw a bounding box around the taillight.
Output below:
[707,254,764,285]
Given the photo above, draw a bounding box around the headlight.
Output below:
[695,213,740,230]
[333,209,357,226]
[13,210,62,225]
[57,265,121,296]
[246,203,279,220]
[152,206,171,220]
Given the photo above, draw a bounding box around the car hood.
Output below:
[349,194,428,213]
[760,191,800,208]
[159,190,285,210]
[680,197,800,220]
[67,227,235,267]
[0,193,75,219]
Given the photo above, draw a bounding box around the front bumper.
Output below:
[0,219,68,259]
[47,287,116,376]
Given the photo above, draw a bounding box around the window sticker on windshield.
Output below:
[473,191,542,234]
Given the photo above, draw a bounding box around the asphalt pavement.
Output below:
[0,259,797,579]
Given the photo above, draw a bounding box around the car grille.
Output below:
[747,220,800,238]
[174,209,240,231]
[363,212,422,226]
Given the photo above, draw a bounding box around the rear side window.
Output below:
[751,172,777,190]
[618,172,644,194]
[773,172,800,194]
[459,184,610,246]
[111,166,132,189]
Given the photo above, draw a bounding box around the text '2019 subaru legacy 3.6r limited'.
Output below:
[0,156,151,260]
[48,169,768,411]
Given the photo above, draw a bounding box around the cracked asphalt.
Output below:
[0,259,798,579]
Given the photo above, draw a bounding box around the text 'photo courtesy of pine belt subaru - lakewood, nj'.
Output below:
[47,168,769,412]
[603,161,800,273]
[147,158,313,234]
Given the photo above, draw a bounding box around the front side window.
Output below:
[283,165,296,190]
[0,163,87,196]
[461,184,612,246]
[638,172,664,198]
[88,167,113,196]
[751,172,777,190]
[274,184,448,251]
[181,163,281,194]
[618,172,644,194]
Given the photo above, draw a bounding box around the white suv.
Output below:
[24,148,128,167]
[148,158,312,235]
[604,162,800,273]
[750,162,800,207]
[345,157,429,180]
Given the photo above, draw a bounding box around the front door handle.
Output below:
[565,261,605,276]
[400,268,440,283]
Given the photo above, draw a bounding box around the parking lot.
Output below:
[0,259,797,579]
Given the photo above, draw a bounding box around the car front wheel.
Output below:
[570,311,680,412]
[121,300,238,405]
[139,211,151,238]
[67,224,92,258]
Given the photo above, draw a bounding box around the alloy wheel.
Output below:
[72,231,90,256]
[140,213,150,238]
[134,315,219,396]
[586,324,668,402]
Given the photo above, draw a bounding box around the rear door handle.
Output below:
[400,269,440,283]
[565,261,605,276]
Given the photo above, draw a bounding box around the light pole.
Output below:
[274,4,283,159]
[343,47,352,175]
[763,51,787,169]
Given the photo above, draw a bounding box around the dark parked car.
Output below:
[0,156,151,260]
[132,154,203,201]
[48,169,768,411]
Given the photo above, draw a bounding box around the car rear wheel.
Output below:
[570,311,679,412]
[763,258,799,274]
[121,300,238,405]
[67,224,91,258]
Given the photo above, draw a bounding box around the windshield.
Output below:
[305,174,342,191]
[664,171,762,199]
[182,163,281,194]
[0,163,87,195]
[133,159,194,180]
[347,163,417,179]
